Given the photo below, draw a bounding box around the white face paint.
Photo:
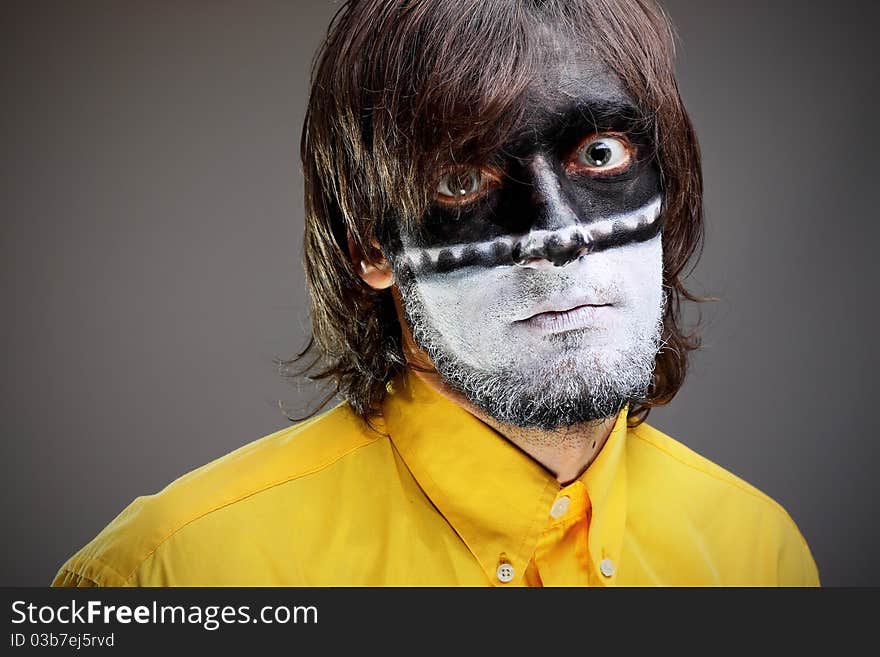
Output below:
[393,214,665,429]
[401,195,663,272]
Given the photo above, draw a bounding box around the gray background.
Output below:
[2,0,877,586]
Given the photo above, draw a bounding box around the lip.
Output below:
[516,303,614,333]
[514,293,612,321]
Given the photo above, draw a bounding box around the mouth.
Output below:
[516,303,614,333]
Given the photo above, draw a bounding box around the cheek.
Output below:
[410,267,519,325]
[591,236,664,320]
[406,267,525,363]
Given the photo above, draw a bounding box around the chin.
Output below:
[432,344,655,430]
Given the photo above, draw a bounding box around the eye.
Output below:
[434,166,500,206]
[568,132,634,176]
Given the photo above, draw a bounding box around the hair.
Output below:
[281,0,705,427]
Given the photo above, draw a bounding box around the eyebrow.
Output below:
[552,94,649,140]
[563,93,644,123]
[498,95,650,161]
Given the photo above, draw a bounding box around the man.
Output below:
[52,0,819,586]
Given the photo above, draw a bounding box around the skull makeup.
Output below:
[380,49,667,430]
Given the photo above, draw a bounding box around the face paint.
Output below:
[384,42,666,430]
[402,194,662,274]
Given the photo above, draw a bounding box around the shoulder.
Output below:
[52,402,386,587]
[626,421,820,585]
[629,420,778,505]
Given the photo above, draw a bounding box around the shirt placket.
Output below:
[530,481,593,586]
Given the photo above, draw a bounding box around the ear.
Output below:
[347,232,394,290]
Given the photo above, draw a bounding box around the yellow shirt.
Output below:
[51,371,819,587]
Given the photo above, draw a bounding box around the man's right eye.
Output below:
[434,166,500,206]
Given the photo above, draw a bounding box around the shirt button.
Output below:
[496,562,515,583]
[550,495,571,519]
[600,558,616,578]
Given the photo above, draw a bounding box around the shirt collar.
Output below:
[382,369,629,585]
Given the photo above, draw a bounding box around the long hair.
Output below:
[282,0,705,426]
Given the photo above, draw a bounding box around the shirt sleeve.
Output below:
[50,550,134,587]
[776,514,821,586]
[51,567,100,588]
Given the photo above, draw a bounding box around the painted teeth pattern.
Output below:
[403,195,662,272]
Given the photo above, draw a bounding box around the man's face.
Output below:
[384,38,665,430]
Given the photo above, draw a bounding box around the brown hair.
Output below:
[282,0,705,426]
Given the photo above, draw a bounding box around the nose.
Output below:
[512,155,587,268]
[526,155,580,231]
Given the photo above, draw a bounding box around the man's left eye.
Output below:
[569,133,634,175]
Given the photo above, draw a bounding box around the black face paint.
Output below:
[413,195,662,275]
[383,52,663,277]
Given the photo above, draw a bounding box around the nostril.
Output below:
[512,241,547,268]
[550,248,583,267]
[512,234,588,268]
[514,256,546,268]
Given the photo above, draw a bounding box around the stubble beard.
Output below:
[394,267,666,431]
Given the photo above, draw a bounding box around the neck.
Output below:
[410,368,617,485]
